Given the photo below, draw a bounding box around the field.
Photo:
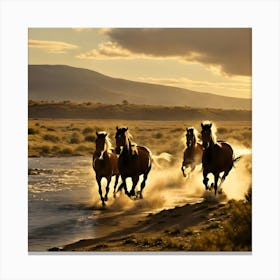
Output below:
[28,119,251,158]
[28,118,252,252]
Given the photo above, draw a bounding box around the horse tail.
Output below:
[151,152,172,168]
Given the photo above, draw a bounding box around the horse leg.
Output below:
[203,170,209,190]
[104,176,111,201]
[214,174,219,195]
[187,164,195,179]
[139,166,151,199]
[220,170,229,185]
[218,170,229,194]
[96,176,105,206]
[130,176,139,197]
[121,176,129,197]
[181,164,186,177]
[113,175,119,198]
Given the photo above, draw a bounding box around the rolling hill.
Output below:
[28,65,251,110]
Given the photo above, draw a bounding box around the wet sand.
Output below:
[51,199,228,252]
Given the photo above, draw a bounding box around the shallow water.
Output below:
[28,156,202,251]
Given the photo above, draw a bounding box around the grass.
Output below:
[114,195,251,252]
[28,119,251,157]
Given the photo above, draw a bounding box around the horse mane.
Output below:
[97,131,113,153]
[201,121,217,144]
[187,127,199,144]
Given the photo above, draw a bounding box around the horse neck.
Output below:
[121,134,131,156]
[187,137,196,149]
[207,138,215,151]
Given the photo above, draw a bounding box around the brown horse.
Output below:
[92,131,119,206]
[201,121,241,195]
[181,127,203,178]
[115,126,171,199]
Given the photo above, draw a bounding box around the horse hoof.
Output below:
[129,191,135,197]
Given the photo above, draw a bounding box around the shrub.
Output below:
[84,135,96,142]
[43,134,59,142]
[59,147,73,155]
[188,200,251,251]
[153,132,163,139]
[41,145,50,154]
[70,132,81,144]
[82,127,94,135]
[28,128,38,135]
[75,145,90,152]
[47,128,56,132]
[51,146,60,153]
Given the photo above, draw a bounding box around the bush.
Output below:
[43,134,59,142]
[75,145,90,152]
[188,200,251,251]
[153,132,163,139]
[84,135,96,142]
[28,128,38,135]
[47,128,56,132]
[82,127,94,135]
[70,132,81,144]
[41,145,50,154]
[59,147,73,155]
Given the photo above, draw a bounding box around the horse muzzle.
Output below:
[115,147,121,155]
[202,142,209,149]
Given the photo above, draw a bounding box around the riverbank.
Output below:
[52,195,251,252]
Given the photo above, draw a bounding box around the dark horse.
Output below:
[201,121,241,195]
[92,131,119,206]
[181,127,203,178]
[115,126,171,199]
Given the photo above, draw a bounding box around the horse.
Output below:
[115,126,171,199]
[181,127,203,178]
[92,131,120,206]
[200,121,241,195]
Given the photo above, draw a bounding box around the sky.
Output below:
[28,28,252,99]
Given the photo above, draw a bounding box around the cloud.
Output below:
[137,76,251,98]
[77,41,133,59]
[72,28,93,32]
[28,39,78,53]
[102,28,252,76]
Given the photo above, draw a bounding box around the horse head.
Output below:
[201,121,214,149]
[95,131,108,159]
[115,126,128,155]
[186,127,196,148]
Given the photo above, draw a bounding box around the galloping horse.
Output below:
[92,131,119,206]
[115,126,171,199]
[201,121,241,195]
[181,127,203,178]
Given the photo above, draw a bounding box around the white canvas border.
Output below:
[0,0,279,279]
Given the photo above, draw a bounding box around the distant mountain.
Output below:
[28,65,251,110]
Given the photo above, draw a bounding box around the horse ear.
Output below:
[209,123,212,128]
[105,133,108,137]
[116,126,119,130]
[201,123,204,128]
[96,131,99,136]
[125,127,128,131]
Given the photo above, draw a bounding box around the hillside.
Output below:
[28,65,251,110]
[28,101,251,121]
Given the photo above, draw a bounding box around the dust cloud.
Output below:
[89,145,251,212]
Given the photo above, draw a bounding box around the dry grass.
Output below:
[28,119,251,157]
